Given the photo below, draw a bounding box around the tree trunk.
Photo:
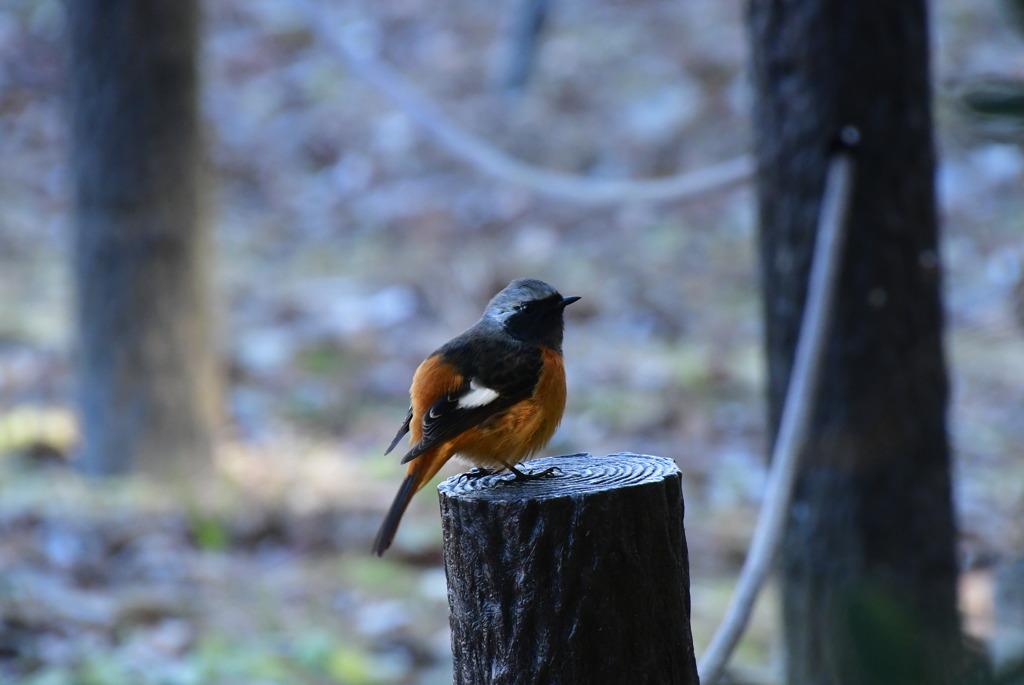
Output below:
[440,453,699,685]
[68,0,217,477]
[749,1,964,683]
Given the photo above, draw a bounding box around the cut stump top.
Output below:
[438,452,680,501]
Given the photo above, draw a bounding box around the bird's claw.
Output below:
[457,467,496,482]
[508,465,563,481]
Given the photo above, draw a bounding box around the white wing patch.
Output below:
[458,378,500,409]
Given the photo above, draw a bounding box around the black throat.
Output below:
[502,294,567,352]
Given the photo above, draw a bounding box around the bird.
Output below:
[372,278,579,556]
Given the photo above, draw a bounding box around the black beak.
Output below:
[559,296,581,308]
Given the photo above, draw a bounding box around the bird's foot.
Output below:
[457,467,497,482]
[507,464,563,481]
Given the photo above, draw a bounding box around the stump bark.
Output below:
[439,452,699,685]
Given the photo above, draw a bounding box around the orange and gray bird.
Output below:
[373,278,579,555]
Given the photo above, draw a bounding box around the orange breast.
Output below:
[448,347,567,467]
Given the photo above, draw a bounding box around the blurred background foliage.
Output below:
[0,0,1023,682]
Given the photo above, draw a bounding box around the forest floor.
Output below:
[1,0,1023,683]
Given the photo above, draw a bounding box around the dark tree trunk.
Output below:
[68,0,217,476]
[440,453,699,685]
[748,1,964,684]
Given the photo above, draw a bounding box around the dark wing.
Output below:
[400,332,543,464]
[399,386,521,464]
[384,407,413,455]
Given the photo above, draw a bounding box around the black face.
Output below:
[503,292,578,351]
[482,279,579,351]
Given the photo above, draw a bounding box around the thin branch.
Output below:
[301,9,754,205]
[697,130,859,684]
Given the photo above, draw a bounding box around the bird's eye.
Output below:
[515,302,531,312]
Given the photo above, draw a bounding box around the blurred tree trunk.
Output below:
[68,0,218,477]
[749,1,965,684]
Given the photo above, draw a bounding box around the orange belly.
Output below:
[450,348,566,467]
[406,348,567,490]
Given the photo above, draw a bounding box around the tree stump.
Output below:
[439,452,699,685]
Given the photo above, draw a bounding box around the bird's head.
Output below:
[484,278,580,351]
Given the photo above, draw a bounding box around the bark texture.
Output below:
[440,453,699,685]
